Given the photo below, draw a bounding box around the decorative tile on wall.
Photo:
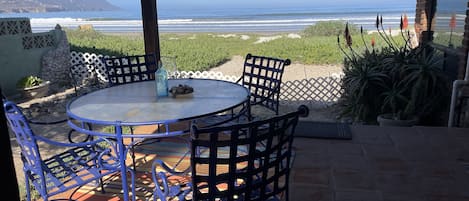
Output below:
[19,20,32,34]
[22,35,34,49]
[0,19,31,36]
[6,21,18,35]
[0,21,6,36]
[22,34,54,49]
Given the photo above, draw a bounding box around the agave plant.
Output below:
[337,14,450,125]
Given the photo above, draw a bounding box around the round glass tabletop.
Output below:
[67,79,249,124]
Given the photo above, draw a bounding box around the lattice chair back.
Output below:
[103,54,158,86]
[190,105,309,201]
[240,53,291,115]
[3,101,130,201]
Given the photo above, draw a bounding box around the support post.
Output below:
[0,87,20,201]
[141,0,161,70]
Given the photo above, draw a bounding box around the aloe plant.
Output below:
[337,14,450,124]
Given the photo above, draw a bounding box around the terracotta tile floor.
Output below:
[13,124,469,200]
[289,125,469,201]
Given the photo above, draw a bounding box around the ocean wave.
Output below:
[29,16,413,25]
[26,13,414,33]
[160,19,193,23]
[31,18,86,22]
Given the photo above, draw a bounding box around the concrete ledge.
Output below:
[295,120,352,139]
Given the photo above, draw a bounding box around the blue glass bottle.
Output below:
[155,61,168,97]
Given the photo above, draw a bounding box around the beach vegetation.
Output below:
[302,21,359,37]
[433,32,464,48]
[101,125,132,134]
[67,28,144,57]
[66,23,402,72]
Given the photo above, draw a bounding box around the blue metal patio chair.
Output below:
[151,105,309,201]
[3,101,135,201]
[200,53,291,127]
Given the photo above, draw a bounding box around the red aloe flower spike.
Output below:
[450,13,456,29]
[403,14,408,30]
[344,22,352,47]
[400,15,403,30]
[346,35,353,47]
[371,37,375,47]
[449,13,456,46]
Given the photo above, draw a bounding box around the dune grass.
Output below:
[66,21,402,71]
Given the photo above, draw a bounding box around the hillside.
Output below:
[0,0,119,13]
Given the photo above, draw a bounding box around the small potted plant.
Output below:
[16,75,50,99]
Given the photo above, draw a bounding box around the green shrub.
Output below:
[16,76,43,88]
[302,21,359,37]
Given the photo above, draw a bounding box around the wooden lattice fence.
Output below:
[170,71,238,82]
[70,51,109,83]
[281,77,343,106]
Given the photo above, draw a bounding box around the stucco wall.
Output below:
[0,18,58,96]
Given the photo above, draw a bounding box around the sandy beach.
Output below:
[210,55,344,81]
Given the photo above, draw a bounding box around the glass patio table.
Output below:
[66,78,250,201]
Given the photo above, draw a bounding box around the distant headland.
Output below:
[0,0,119,13]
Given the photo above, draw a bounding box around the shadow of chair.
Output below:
[200,53,291,127]
[3,100,135,201]
[151,105,309,201]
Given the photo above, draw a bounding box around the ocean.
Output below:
[0,2,416,33]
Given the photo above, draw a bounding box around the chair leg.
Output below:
[24,171,31,201]
[131,147,137,171]
[99,170,106,194]
[130,127,137,172]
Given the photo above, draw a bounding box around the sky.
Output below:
[109,0,414,10]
